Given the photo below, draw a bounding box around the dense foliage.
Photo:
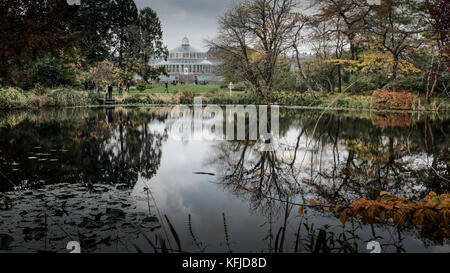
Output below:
[0,1,167,90]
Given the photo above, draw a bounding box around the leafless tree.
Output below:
[209,0,303,95]
[312,0,375,61]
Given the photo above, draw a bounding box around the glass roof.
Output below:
[169,36,203,53]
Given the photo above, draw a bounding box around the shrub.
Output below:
[372,90,414,110]
[25,93,48,109]
[180,90,194,97]
[136,80,147,91]
[0,88,27,109]
[179,90,195,104]
[47,89,88,107]
[30,84,49,96]
[88,91,99,105]
[122,95,148,104]
[180,96,194,104]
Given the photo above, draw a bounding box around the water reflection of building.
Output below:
[150,37,223,85]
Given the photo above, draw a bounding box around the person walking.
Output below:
[126,81,131,93]
[164,81,169,93]
[118,82,122,95]
[120,82,124,94]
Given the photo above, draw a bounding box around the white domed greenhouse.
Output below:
[149,36,222,84]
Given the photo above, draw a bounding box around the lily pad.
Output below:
[0,234,14,250]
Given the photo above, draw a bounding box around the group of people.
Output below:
[117,81,131,95]
[103,80,131,99]
[84,80,96,91]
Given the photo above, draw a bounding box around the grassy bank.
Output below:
[0,87,93,109]
[1,86,449,112]
[130,83,229,94]
[111,90,450,112]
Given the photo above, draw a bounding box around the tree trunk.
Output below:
[349,34,358,60]
[427,72,438,104]
[294,46,315,99]
[392,55,399,84]
[426,57,440,104]
[337,64,342,93]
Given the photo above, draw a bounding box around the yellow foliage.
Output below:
[88,60,120,87]
[325,50,421,77]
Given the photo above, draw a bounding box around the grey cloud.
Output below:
[134,0,240,50]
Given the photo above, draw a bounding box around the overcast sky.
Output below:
[135,0,240,51]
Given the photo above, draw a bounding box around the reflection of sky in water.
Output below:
[132,138,274,252]
[130,119,446,253]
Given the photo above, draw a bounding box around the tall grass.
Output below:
[0,87,89,109]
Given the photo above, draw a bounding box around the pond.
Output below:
[0,106,449,253]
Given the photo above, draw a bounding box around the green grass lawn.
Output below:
[116,84,229,95]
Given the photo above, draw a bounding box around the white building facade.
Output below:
[150,37,222,84]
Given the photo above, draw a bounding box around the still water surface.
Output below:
[0,107,448,253]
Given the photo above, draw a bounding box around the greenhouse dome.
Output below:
[149,36,222,84]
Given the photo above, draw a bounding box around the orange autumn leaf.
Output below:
[334,202,340,213]
[337,193,450,244]
[339,208,349,224]
[323,203,330,211]
[309,199,317,206]
[298,205,304,216]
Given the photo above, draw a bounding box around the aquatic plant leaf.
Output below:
[164,215,181,253]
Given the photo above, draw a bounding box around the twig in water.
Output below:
[222,212,232,253]
[188,214,204,252]
[143,186,173,250]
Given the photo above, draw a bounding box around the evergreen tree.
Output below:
[110,0,138,68]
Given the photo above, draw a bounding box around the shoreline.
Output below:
[1,88,450,113]
[3,102,450,114]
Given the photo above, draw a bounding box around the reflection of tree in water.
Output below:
[209,140,301,213]
[208,111,450,251]
[417,116,450,194]
[79,108,169,187]
[298,112,449,204]
[0,108,169,191]
[209,111,449,207]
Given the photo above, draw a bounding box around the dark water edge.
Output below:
[0,107,449,253]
